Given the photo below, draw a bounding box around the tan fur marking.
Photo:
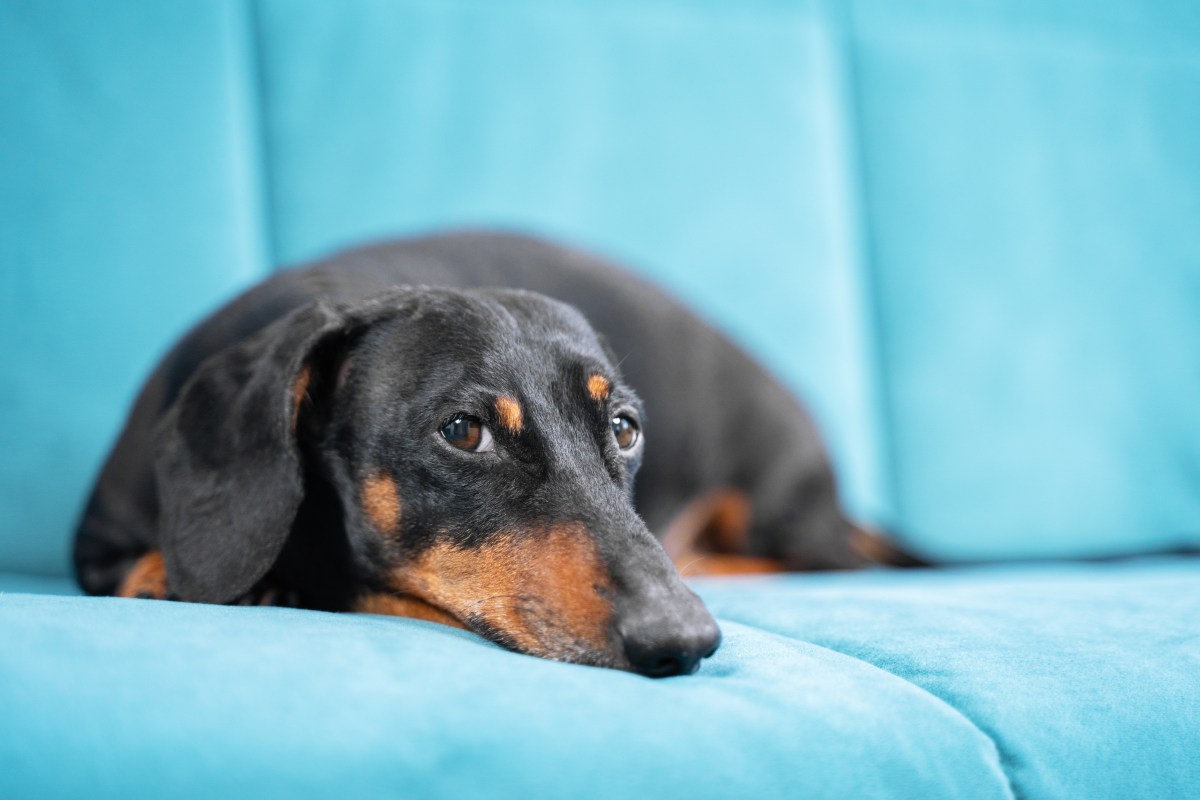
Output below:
[116,551,169,599]
[354,593,467,629]
[391,525,614,660]
[674,553,786,577]
[848,525,926,567]
[362,472,402,535]
[495,395,523,433]
[662,488,752,557]
[586,374,611,402]
[662,488,785,576]
[291,364,312,431]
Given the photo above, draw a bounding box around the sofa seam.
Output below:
[817,0,905,534]
[721,613,1019,799]
[235,0,278,276]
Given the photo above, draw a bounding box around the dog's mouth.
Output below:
[378,525,628,667]
[360,520,720,676]
[456,595,631,670]
[368,584,631,670]
[356,591,465,631]
[366,524,721,676]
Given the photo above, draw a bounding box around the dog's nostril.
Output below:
[647,656,686,678]
[623,620,721,678]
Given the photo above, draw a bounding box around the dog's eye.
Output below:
[441,414,495,453]
[611,414,639,450]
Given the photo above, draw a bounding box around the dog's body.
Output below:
[75,231,867,676]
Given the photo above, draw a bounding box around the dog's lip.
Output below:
[379,590,470,632]
[389,582,634,669]
[463,614,634,671]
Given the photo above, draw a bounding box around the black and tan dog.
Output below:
[75,232,887,677]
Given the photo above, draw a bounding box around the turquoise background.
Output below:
[4,1,1200,574]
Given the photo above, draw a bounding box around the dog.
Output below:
[74,231,889,677]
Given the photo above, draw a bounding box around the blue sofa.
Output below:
[2,2,1198,798]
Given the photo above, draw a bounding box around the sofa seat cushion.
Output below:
[4,559,1195,799]
[0,589,1008,800]
[697,557,1200,800]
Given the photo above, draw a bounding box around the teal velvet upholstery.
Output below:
[0,1,271,575]
[698,559,1200,800]
[250,0,891,524]
[851,1,1200,559]
[0,585,1011,800]
[4,560,1197,800]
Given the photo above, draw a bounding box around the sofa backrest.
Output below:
[3,0,1198,577]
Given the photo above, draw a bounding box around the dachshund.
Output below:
[74,231,895,677]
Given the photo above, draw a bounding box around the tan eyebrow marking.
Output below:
[291,363,312,431]
[362,472,402,535]
[495,395,523,433]
[587,374,611,403]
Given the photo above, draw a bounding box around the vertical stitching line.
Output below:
[820,0,905,532]
[238,0,278,275]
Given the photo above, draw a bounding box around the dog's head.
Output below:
[155,287,720,676]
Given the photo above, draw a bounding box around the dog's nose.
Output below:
[619,609,722,678]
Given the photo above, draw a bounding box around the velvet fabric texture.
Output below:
[1,577,1008,800]
[4,559,1196,799]
[697,558,1200,800]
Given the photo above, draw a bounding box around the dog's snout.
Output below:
[619,604,722,678]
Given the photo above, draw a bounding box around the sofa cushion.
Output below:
[5,560,1196,799]
[0,590,1009,800]
[698,557,1200,800]
[0,1,271,575]
[252,0,891,522]
[850,0,1200,559]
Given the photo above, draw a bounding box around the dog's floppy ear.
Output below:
[153,296,396,603]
